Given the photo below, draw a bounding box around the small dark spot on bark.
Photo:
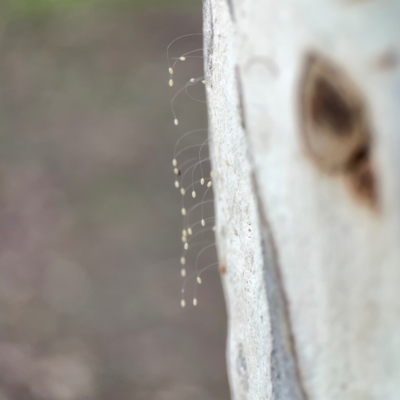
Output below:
[226,0,236,21]
[374,50,398,71]
[219,264,226,274]
[237,343,249,392]
[346,154,377,208]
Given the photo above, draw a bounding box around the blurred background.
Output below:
[0,1,229,399]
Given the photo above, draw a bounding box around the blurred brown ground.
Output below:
[0,3,229,399]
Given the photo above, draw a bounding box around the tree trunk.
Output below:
[203,0,400,399]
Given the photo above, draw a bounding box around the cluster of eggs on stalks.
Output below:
[167,34,218,308]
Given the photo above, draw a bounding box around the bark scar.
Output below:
[299,52,378,210]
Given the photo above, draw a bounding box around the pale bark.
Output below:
[204,1,400,399]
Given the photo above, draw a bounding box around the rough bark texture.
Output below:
[204,1,400,399]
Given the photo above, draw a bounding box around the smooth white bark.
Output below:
[204,1,400,399]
